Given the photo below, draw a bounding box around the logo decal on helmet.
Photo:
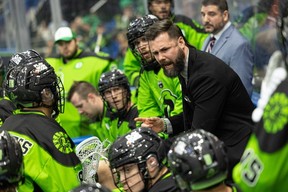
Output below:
[125,131,142,146]
[10,54,23,65]
[53,132,73,154]
[33,62,48,73]
[173,140,186,155]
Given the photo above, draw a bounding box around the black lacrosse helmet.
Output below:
[3,49,64,117]
[0,130,24,189]
[168,129,228,191]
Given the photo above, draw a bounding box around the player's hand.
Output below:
[134,117,164,133]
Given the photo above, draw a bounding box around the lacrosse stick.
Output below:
[252,50,287,122]
[76,136,110,184]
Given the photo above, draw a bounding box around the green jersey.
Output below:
[233,78,288,191]
[1,111,82,191]
[138,68,183,118]
[88,104,138,145]
[86,107,113,146]
[123,15,208,87]
[46,50,113,138]
[103,104,138,143]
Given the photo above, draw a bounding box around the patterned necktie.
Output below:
[207,36,216,53]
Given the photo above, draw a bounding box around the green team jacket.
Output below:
[233,82,288,191]
[123,15,208,86]
[46,50,114,138]
[1,111,82,191]
[88,104,138,145]
[138,68,183,118]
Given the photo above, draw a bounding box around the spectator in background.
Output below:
[236,0,278,42]
[201,0,254,97]
[233,1,288,190]
[234,0,280,90]
[168,129,241,192]
[2,50,82,191]
[98,69,138,142]
[0,130,24,192]
[123,0,208,88]
[46,26,114,138]
[138,19,255,180]
[108,127,180,192]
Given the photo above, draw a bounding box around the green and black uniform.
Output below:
[46,50,114,138]
[86,106,112,146]
[123,15,208,87]
[138,68,182,119]
[1,110,82,192]
[0,98,15,126]
[233,77,288,191]
[103,104,138,143]
[148,172,180,192]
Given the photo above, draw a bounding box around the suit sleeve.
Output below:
[229,41,254,96]
[168,113,185,136]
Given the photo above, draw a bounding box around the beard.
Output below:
[163,48,185,77]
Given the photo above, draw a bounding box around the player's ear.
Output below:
[41,88,54,106]
[146,155,159,172]
[87,93,95,101]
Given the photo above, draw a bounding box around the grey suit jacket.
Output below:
[202,24,254,96]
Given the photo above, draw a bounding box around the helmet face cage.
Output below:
[52,76,65,117]
[103,86,128,112]
[0,131,24,188]
[108,128,167,188]
[111,162,146,191]
[168,129,228,191]
[127,15,159,70]
[98,69,130,113]
[4,50,64,117]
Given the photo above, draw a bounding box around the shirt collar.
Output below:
[212,21,231,40]
[180,49,189,81]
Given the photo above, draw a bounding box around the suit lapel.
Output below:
[211,25,234,55]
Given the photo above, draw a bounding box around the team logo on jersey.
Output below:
[125,131,142,146]
[159,89,178,117]
[53,132,73,154]
[263,92,288,133]
[75,62,83,69]
[10,54,23,65]
[13,136,33,155]
[158,81,163,88]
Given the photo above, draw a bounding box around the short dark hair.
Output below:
[67,81,99,102]
[145,19,185,42]
[201,0,229,12]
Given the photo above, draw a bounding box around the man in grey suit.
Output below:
[201,0,254,97]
